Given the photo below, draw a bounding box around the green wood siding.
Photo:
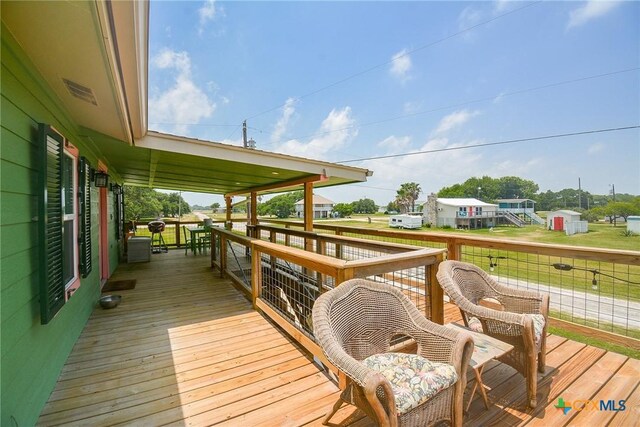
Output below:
[0,25,120,426]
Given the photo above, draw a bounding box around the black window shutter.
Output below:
[78,157,92,277]
[38,124,65,324]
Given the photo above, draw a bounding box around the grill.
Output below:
[148,221,168,253]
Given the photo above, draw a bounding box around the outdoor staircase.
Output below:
[525,211,545,225]
[499,211,526,227]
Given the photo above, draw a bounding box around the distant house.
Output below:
[294,194,334,219]
[496,199,544,225]
[423,195,498,229]
[547,210,587,235]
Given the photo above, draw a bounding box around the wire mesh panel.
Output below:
[259,254,324,340]
[461,245,640,338]
[225,240,252,293]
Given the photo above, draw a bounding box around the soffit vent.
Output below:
[62,78,98,106]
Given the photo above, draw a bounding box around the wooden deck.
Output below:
[39,250,640,426]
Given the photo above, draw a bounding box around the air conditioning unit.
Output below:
[127,237,151,263]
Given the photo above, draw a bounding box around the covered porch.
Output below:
[38,250,640,426]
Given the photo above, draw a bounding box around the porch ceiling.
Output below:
[1,0,147,143]
[93,130,371,196]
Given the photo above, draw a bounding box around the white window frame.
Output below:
[62,146,80,291]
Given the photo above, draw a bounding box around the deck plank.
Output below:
[37,249,636,427]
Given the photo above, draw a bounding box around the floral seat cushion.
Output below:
[362,352,458,414]
[468,314,546,345]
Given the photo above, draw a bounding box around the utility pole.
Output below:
[611,184,616,227]
[242,120,248,148]
[578,177,581,209]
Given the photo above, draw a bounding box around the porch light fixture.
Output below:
[93,172,109,188]
[552,263,599,290]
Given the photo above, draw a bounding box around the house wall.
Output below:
[1,25,119,426]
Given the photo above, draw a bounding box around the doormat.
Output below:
[102,279,136,292]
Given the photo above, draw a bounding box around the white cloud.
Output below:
[149,49,216,135]
[389,49,412,82]
[271,98,297,143]
[567,1,621,29]
[458,6,483,30]
[198,0,217,35]
[377,135,412,153]
[588,143,605,154]
[493,0,511,14]
[272,107,357,160]
[363,137,485,199]
[433,109,480,135]
[403,101,423,115]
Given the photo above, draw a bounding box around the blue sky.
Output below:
[149,1,639,207]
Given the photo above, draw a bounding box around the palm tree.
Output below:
[396,182,422,213]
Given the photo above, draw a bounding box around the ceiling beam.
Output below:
[148,151,159,187]
[225,174,323,198]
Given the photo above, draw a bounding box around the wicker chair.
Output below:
[312,278,474,427]
[436,260,549,408]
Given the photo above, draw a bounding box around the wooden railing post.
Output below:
[211,230,217,268]
[175,220,181,247]
[429,253,445,324]
[251,245,262,309]
[447,239,461,261]
[220,234,227,278]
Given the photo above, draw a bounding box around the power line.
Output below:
[336,125,640,164]
[269,67,639,144]
[246,1,542,121]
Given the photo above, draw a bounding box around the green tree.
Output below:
[497,176,538,199]
[161,192,190,217]
[124,186,163,220]
[438,176,538,202]
[352,198,377,214]
[386,201,400,213]
[333,203,353,218]
[396,182,421,213]
[257,191,303,218]
[211,202,220,212]
[606,201,639,222]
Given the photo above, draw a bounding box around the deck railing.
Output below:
[127,218,247,247]
[210,227,445,373]
[258,220,640,348]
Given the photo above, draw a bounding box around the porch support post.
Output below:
[304,182,314,252]
[250,192,257,227]
[225,196,232,230]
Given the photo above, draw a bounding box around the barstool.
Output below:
[148,221,168,253]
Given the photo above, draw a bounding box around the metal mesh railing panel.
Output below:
[461,245,640,338]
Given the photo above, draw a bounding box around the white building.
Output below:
[423,195,498,229]
[627,216,640,234]
[547,210,587,235]
[294,194,334,219]
[496,199,544,225]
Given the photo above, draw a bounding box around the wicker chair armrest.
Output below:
[408,313,474,366]
[363,370,397,426]
[464,304,527,330]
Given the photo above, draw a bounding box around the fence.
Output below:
[565,220,588,236]
[211,227,446,373]
[127,218,247,248]
[258,219,640,345]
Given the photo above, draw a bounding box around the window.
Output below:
[38,124,92,324]
[62,150,78,288]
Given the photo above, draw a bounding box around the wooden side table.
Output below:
[446,322,513,411]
